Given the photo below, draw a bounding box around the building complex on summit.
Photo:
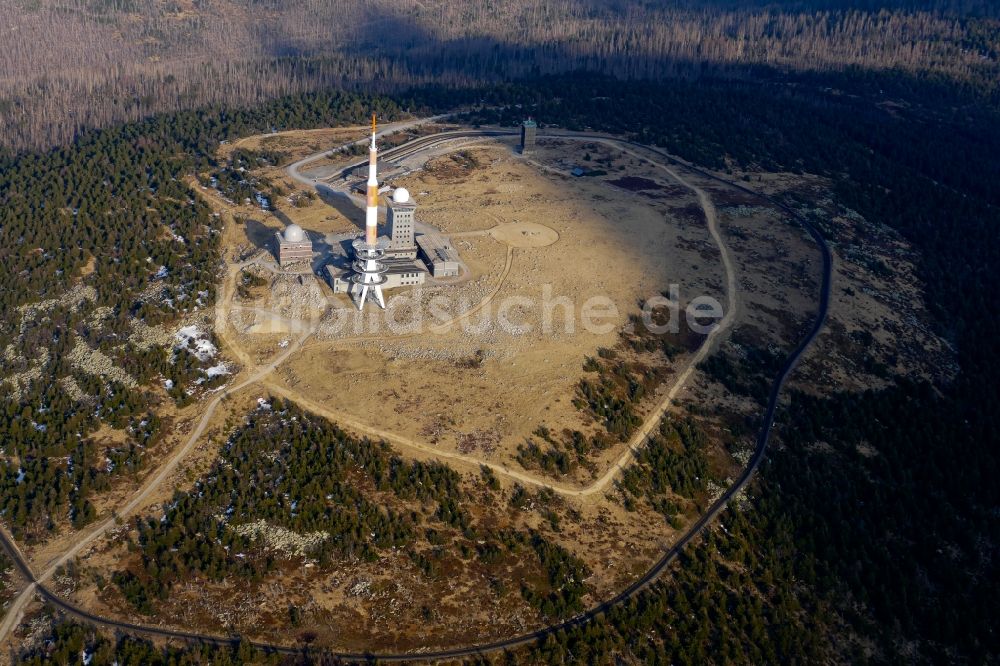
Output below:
[282,114,463,308]
[274,114,557,307]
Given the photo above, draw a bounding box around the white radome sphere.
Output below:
[393,187,410,203]
[284,224,306,242]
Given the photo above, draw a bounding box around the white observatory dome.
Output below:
[284,224,306,242]
[393,187,410,204]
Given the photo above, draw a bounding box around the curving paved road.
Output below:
[285,114,452,188]
[0,125,831,662]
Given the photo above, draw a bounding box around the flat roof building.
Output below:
[417,233,460,278]
[327,255,428,295]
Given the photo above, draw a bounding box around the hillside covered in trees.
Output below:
[0,90,402,542]
[106,398,593,643]
[1,0,997,151]
[2,0,999,659]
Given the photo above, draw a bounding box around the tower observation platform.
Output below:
[350,237,389,309]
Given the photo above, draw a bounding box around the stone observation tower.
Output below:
[350,114,388,309]
[520,118,537,154]
[274,224,312,267]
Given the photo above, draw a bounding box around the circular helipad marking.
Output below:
[489,222,559,248]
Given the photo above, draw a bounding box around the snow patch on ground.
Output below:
[195,363,231,385]
[205,364,230,378]
[175,325,218,362]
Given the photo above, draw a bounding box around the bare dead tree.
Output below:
[0,0,996,151]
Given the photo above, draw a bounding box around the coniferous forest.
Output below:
[3,1,1000,663]
[0,91,402,543]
